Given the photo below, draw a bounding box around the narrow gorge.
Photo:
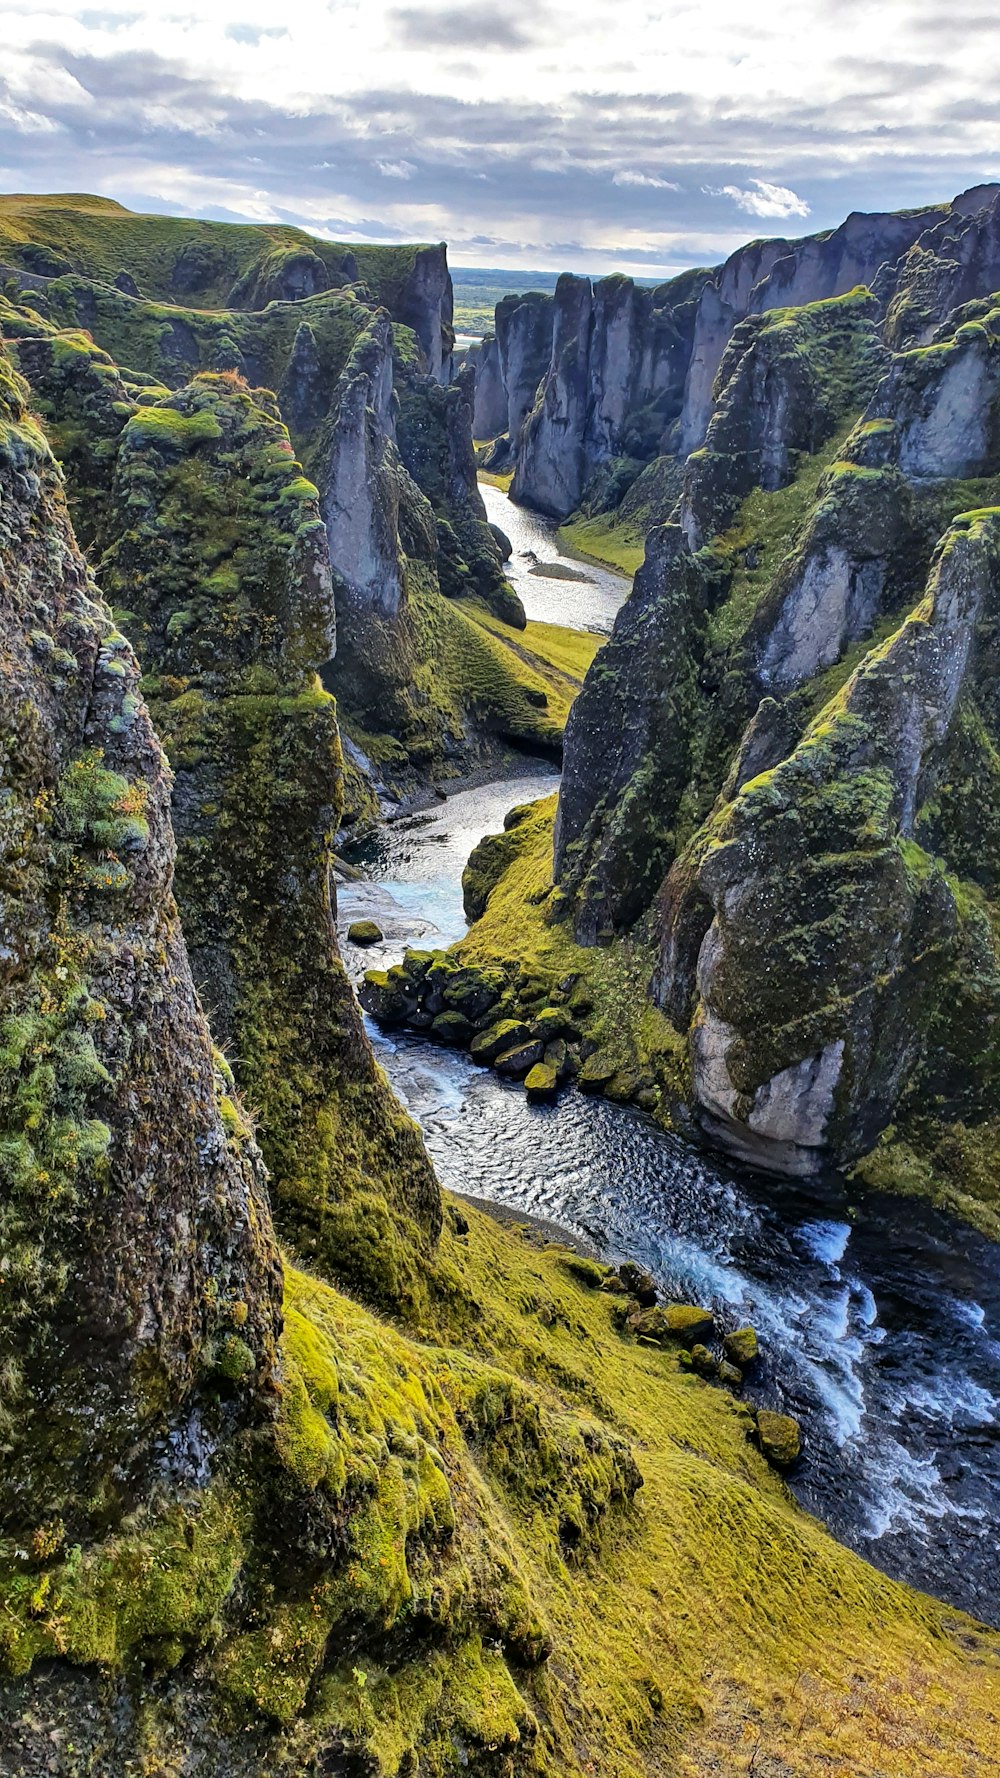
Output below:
[1,184,1000,1778]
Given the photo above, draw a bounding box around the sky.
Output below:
[2,0,1000,277]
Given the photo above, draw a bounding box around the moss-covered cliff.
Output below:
[446,231,1000,1235]
[5,251,1000,1778]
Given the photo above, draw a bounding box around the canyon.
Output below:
[1,186,1000,1778]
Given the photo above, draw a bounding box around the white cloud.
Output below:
[715,179,811,220]
[613,170,680,190]
[374,158,416,179]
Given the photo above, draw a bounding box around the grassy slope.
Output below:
[557,515,646,577]
[0,193,424,311]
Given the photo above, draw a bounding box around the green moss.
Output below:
[706,423,857,651]
[557,515,645,576]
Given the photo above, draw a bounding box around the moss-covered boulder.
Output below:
[756,1410,803,1468]
[347,918,383,945]
[431,1008,474,1046]
[525,1060,559,1100]
[724,1326,759,1368]
[470,1018,531,1063]
[496,1038,545,1077]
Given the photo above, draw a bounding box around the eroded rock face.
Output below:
[554,525,707,941]
[678,290,884,549]
[102,372,442,1309]
[0,346,282,1530]
[677,205,941,455]
[471,332,508,439]
[659,513,1000,1174]
[883,184,1000,348]
[314,312,407,622]
[495,289,554,454]
[510,272,704,518]
[396,242,455,382]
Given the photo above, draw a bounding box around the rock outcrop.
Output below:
[101,371,441,1308]
[510,271,705,516]
[659,511,1000,1173]
[471,329,508,438]
[0,342,282,1533]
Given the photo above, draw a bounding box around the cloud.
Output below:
[715,179,811,220]
[387,6,538,50]
[613,170,681,190]
[374,158,417,179]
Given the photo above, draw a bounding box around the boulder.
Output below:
[359,969,416,1026]
[532,1005,569,1041]
[663,1303,715,1344]
[618,1262,657,1306]
[525,1061,559,1101]
[348,918,384,945]
[718,1360,744,1388]
[723,1327,759,1368]
[756,1410,802,1468]
[431,1010,474,1046]
[470,1018,532,1064]
[496,1039,545,1077]
[689,1344,717,1378]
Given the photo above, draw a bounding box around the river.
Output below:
[338,485,1000,1629]
[478,480,627,633]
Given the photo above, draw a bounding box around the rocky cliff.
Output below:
[0,201,574,823]
[0,342,282,1535]
[538,194,1000,1216]
[479,187,1000,540]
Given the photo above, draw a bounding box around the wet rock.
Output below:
[724,1327,759,1368]
[525,1060,559,1101]
[348,919,384,945]
[360,969,416,1026]
[755,1410,802,1468]
[718,1360,744,1389]
[689,1344,717,1378]
[431,1009,474,1046]
[495,1039,545,1077]
[544,1037,570,1081]
[470,1018,532,1064]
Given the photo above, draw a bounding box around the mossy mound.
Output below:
[5,1211,1000,1774]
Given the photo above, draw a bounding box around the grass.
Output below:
[557,515,646,577]
[0,193,426,315]
[477,464,514,491]
[456,794,690,1098]
[462,602,603,685]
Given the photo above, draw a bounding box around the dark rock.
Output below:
[618,1262,658,1306]
[470,1018,531,1064]
[348,919,384,945]
[495,1039,545,1077]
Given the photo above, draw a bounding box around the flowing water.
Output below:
[479,480,628,633]
[339,496,1000,1629]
